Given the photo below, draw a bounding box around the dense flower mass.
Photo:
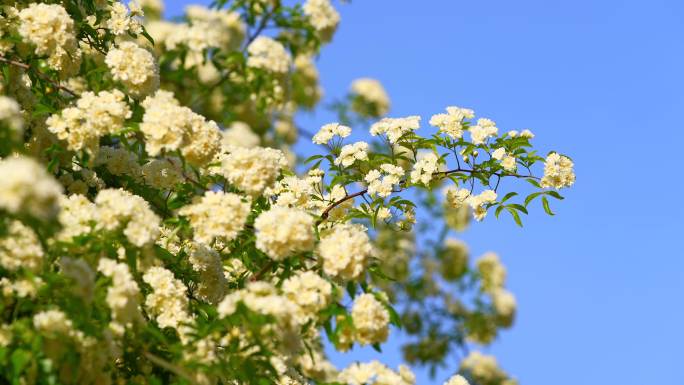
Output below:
[254,206,315,260]
[18,3,81,76]
[178,191,251,245]
[541,152,576,189]
[220,146,288,196]
[247,36,292,73]
[105,41,160,97]
[0,1,573,384]
[0,156,62,219]
[46,90,131,153]
[318,223,373,280]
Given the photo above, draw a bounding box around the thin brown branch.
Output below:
[0,56,78,97]
[144,352,197,383]
[251,260,275,281]
[317,167,540,224]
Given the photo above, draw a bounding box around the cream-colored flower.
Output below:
[247,36,291,73]
[0,156,62,219]
[105,41,159,97]
[540,152,575,189]
[254,207,315,260]
[178,191,251,245]
[318,223,372,281]
[370,116,420,144]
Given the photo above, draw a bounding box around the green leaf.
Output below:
[11,349,30,377]
[542,196,555,216]
[524,192,543,207]
[500,192,518,204]
[546,190,565,200]
[507,207,523,227]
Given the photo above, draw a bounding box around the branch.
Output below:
[0,56,78,97]
[317,167,540,223]
[144,352,197,384]
[251,260,275,281]
[243,9,274,51]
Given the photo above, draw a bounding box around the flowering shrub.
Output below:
[0,0,575,384]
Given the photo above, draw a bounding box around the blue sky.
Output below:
[165,1,684,384]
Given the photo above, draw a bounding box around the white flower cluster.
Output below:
[18,3,81,77]
[318,223,373,281]
[0,96,23,135]
[105,41,160,98]
[0,221,43,273]
[247,36,292,74]
[350,78,391,117]
[220,146,288,196]
[312,122,352,144]
[187,243,229,304]
[370,116,421,144]
[142,267,192,337]
[429,106,474,139]
[217,281,299,325]
[97,258,143,336]
[159,5,244,67]
[460,351,515,385]
[469,118,499,145]
[350,293,390,346]
[335,141,369,167]
[254,207,315,260]
[540,152,575,189]
[337,360,414,385]
[33,309,74,337]
[141,90,221,166]
[47,90,132,153]
[94,188,161,246]
[303,0,340,40]
[141,157,183,189]
[492,147,517,172]
[178,191,251,245]
[107,2,143,36]
[0,156,62,219]
[220,122,260,151]
[446,188,498,221]
[410,152,441,185]
[443,374,470,385]
[365,164,404,198]
[476,252,507,293]
[282,271,334,321]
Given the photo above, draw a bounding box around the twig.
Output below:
[251,260,275,281]
[243,10,274,51]
[318,167,540,223]
[144,352,197,383]
[0,56,78,97]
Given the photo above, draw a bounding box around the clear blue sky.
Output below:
[166,1,684,384]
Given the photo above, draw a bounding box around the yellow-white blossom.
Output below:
[46,90,131,154]
[140,90,221,166]
[282,271,333,320]
[350,78,390,117]
[469,118,498,145]
[540,153,575,189]
[254,207,315,260]
[443,374,470,385]
[335,141,369,167]
[0,220,43,273]
[370,116,420,144]
[97,258,143,335]
[95,188,161,246]
[0,156,62,219]
[18,3,81,77]
[312,122,351,144]
[178,191,251,245]
[350,293,390,346]
[247,36,291,73]
[318,223,372,281]
[410,152,441,185]
[303,0,340,41]
[105,41,159,97]
[142,266,192,335]
[476,252,506,293]
[220,147,288,196]
[365,163,404,198]
[430,106,474,139]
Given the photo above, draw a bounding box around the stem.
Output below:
[0,56,78,97]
